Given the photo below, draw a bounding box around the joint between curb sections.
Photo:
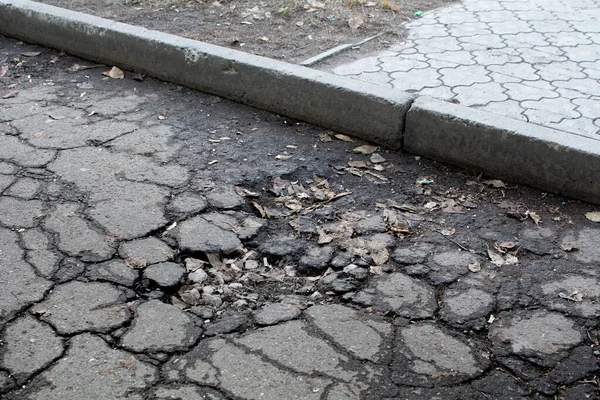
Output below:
[1,0,599,205]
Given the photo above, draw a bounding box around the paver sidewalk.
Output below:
[328,0,600,139]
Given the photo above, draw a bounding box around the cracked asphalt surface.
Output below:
[1,34,600,399]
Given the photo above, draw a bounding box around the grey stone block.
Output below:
[404,96,600,205]
[0,0,413,148]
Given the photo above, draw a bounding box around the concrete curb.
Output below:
[0,0,412,149]
[405,97,600,205]
[1,0,599,205]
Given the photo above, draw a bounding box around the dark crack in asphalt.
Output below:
[0,34,599,400]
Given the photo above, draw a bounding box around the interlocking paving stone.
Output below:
[328,0,600,137]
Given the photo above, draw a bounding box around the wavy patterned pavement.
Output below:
[329,0,600,139]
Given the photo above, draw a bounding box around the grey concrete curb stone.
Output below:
[0,0,412,149]
[405,97,600,205]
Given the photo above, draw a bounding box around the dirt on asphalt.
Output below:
[37,0,455,63]
[1,34,597,300]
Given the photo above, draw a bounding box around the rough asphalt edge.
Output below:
[0,0,599,205]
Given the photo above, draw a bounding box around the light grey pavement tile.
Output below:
[379,56,429,73]
[432,50,477,66]
[554,78,600,96]
[350,73,392,87]
[440,65,491,87]
[502,32,549,47]
[332,57,380,76]
[453,82,508,106]
[561,44,600,62]
[476,99,527,121]
[504,82,559,101]
[390,69,441,91]
[413,36,462,53]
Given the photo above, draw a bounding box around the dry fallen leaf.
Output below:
[483,179,507,188]
[504,254,518,265]
[525,210,542,225]
[369,265,383,275]
[372,249,389,266]
[21,51,41,57]
[68,63,103,72]
[498,241,517,250]
[370,153,386,164]
[365,171,388,182]
[488,314,496,324]
[468,260,481,272]
[252,202,267,218]
[348,15,364,31]
[102,66,125,79]
[334,134,354,142]
[585,211,600,222]
[440,198,465,214]
[348,160,368,168]
[1,91,18,99]
[319,132,332,142]
[487,248,505,267]
[561,245,578,252]
[352,144,378,154]
[417,177,434,185]
[307,0,326,9]
[441,228,456,236]
[284,199,302,212]
[235,187,260,197]
[171,296,189,310]
[559,291,583,302]
[317,228,333,244]
[424,201,438,210]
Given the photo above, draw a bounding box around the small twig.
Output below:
[299,33,385,66]
[438,231,471,252]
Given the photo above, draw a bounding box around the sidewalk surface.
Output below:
[1,5,600,400]
[328,0,600,138]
